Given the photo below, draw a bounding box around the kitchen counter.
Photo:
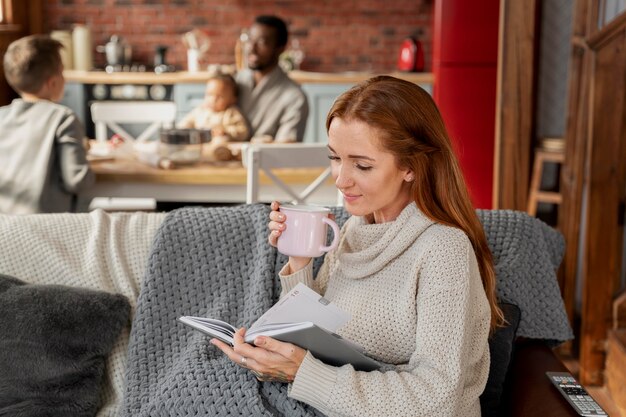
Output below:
[88,157,338,204]
[91,157,327,185]
[64,69,433,85]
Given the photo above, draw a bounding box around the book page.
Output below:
[250,283,350,333]
[178,316,238,345]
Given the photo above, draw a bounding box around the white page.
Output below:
[250,283,350,333]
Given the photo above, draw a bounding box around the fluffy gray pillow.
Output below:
[0,274,130,417]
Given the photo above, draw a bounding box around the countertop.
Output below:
[90,157,330,185]
[64,69,434,85]
[87,157,339,204]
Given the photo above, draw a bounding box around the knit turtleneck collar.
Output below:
[337,202,435,279]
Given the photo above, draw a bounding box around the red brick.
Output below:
[44,0,433,72]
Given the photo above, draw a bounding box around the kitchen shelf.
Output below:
[64,69,433,86]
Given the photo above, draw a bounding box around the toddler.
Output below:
[178,73,249,161]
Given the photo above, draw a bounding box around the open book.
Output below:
[179,283,380,371]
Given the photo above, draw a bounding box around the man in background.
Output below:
[0,35,94,214]
[236,15,309,143]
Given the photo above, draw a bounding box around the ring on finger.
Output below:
[240,356,247,366]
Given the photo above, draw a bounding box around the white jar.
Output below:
[72,25,93,71]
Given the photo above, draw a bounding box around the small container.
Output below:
[187,49,199,72]
[72,25,93,71]
[159,128,211,164]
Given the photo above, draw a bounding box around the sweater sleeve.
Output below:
[288,232,491,417]
[55,112,94,194]
[278,260,315,296]
[278,245,336,297]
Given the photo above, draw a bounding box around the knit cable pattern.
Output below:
[478,209,573,344]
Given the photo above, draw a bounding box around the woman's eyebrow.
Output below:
[327,145,375,161]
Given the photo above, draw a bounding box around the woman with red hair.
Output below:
[214,76,503,417]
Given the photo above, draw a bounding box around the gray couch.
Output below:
[0,205,575,417]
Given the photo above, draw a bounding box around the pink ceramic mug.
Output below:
[277,204,340,258]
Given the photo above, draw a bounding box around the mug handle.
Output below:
[319,217,340,253]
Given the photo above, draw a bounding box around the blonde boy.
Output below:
[0,34,94,214]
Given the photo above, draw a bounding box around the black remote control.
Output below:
[546,372,608,416]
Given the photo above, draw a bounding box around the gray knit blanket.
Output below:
[121,204,323,417]
[121,205,571,416]
[478,209,573,344]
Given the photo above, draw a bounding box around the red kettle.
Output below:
[397,37,424,72]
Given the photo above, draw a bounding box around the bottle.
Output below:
[72,25,93,71]
[235,29,249,71]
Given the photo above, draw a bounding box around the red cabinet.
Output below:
[433,0,501,208]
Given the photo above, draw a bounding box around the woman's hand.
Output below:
[267,200,286,248]
[267,201,311,273]
[211,327,307,383]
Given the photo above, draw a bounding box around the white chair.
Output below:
[90,101,177,143]
[89,101,177,212]
[243,143,342,206]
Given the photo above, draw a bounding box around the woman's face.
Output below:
[328,117,414,224]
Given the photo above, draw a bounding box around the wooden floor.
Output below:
[561,357,623,416]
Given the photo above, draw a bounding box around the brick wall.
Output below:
[43,0,433,73]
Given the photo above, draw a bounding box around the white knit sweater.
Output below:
[279,203,491,417]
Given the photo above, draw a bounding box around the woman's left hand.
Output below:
[211,328,307,383]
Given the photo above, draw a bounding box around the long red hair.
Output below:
[326,76,504,332]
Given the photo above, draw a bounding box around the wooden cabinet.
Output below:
[575,12,626,385]
[172,82,205,121]
[300,83,352,143]
[489,0,626,387]
[301,80,432,143]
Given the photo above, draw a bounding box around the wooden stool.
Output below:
[527,138,565,216]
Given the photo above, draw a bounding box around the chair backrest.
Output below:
[90,101,177,143]
[243,143,341,205]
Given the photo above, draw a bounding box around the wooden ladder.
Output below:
[527,138,565,216]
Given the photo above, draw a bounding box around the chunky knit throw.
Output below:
[478,209,572,344]
[120,204,323,417]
